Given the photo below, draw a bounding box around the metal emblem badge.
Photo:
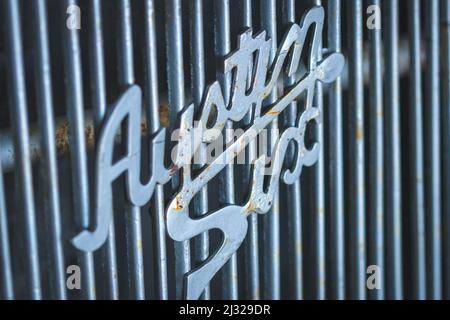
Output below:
[72,6,344,300]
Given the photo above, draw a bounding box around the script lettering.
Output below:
[167,6,344,299]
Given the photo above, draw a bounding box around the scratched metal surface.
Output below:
[0,0,449,300]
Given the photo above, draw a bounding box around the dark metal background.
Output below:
[0,0,449,300]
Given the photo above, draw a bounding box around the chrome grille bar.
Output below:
[347,0,366,300]
[327,0,345,300]
[33,0,67,300]
[89,0,119,300]
[4,0,42,300]
[143,0,169,300]
[425,0,442,300]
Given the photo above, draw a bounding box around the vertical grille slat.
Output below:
[117,0,146,300]
[425,0,442,300]
[283,0,303,300]
[165,0,191,300]
[367,0,384,301]
[327,0,345,300]
[241,0,261,301]
[189,0,211,301]
[32,0,66,300]
[261,0,281,300]
[409,0,427,300]
[214,0,239,300]
[442,0,450,301]
[89,0,119,300]
[62,0,96,300]
[0,144,13,299]
[143,0,169,300]
[4,0,42,300]
[312,0,326,301]
[385,0,403,300]
[347,0,366,300]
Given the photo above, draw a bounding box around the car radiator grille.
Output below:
[0,0,449,300]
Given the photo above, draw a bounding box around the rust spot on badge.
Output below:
[267,108,280,116]
[174,195,183,211]
[245,202,257,215]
